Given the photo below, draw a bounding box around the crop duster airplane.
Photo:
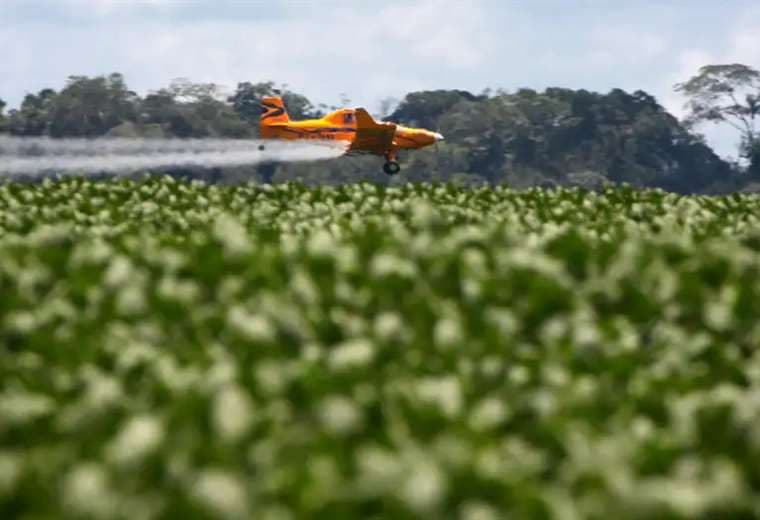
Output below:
[259,96,444,175]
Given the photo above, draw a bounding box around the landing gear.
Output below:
[383,149,400,175]
[383,161,401,175]
[258,144,266,151]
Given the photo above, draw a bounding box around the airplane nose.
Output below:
[433,132,444,142]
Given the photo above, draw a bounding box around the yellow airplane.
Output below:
[259,96,443,175]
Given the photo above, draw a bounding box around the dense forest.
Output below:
[0,67,758,193]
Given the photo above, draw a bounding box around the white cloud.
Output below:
[1,0,758,161]
[587,27,670,67]
[377,0,493,67]
[661,49,716,117]
[0,0,495,111]
[728,31,760,65]
[59,0,173,16]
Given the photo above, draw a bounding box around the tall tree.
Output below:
[0,98,6,132]
[389,89,481,130]
[8,89,58,136]
[140,90,187,136]
[142,79,250,138]
[48,73,139,137]
[675,64,760,177]
[229,81,319,128]
[165,78,224,103]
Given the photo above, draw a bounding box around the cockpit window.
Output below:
[343,113,354,124]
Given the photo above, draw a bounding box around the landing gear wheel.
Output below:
[258,144,266,151]
[383,161,401,175]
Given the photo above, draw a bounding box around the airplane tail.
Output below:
[260,96,290,126]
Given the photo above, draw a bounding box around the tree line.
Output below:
[0,65,758,193]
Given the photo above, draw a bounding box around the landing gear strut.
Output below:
[383,150,400,175]
[383,161,401,175]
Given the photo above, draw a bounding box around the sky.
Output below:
[1,0,759,158]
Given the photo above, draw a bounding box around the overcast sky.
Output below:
[2,0,759,157]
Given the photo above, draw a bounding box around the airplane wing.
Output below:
[349,108,397,155]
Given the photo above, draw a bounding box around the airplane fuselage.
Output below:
[260,109,442,150]
[259,97,443,175]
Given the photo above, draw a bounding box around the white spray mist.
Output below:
[0,136,347,176]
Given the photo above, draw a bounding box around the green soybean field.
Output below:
[2,178,760,519]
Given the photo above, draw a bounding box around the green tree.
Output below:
[165,78,223,103]
[48,73,139,137]
[423,87,731,191]
[0,98,6,132]
[675,64,760,177]
[229,82,319,129]
[8,89,58,136]
[389,89,481,130]
[140,90,187,136]
[141,79,250,138]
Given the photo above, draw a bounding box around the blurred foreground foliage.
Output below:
[2,178,760,517]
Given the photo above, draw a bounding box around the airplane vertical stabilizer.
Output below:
[260,97,290,125]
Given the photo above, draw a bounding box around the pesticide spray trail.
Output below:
[0,136,348,176]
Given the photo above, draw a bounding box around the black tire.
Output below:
[383,161,401,175]
[258,144,266,151]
